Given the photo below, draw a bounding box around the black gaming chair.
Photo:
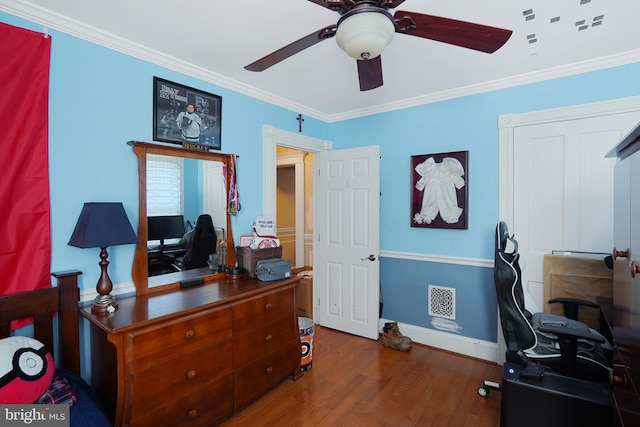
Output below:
[181,214,216,270]
[479,221,612,396]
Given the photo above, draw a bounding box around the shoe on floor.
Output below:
[379,321,412,351]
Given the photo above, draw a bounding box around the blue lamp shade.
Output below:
[68,202,137,249]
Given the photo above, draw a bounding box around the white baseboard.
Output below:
[379,318,500,364]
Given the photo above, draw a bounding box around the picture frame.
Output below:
[152,77,222,150]
[239,235,254,247]
[411,150,468,229]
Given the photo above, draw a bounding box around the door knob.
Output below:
[361,254,376,261]
[631,261,640,278]
[613,247,629,260]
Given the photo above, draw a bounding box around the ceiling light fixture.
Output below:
[335,5,395,60]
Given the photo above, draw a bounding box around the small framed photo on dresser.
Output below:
[239,235,253,247]
[152,77,222,150]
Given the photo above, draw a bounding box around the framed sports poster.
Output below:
[411,150,468,229]
[152,77,222,150]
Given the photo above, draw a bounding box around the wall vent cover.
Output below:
[428,285,456,320]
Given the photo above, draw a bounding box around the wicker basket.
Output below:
[236,246,283,278]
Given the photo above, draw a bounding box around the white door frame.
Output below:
[499,95,640,225]
[263,125,332,218]
[276,151,305,268]
[263,125,332,321]
[497,95,640,363]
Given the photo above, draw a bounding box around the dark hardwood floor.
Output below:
[220,325,502,426]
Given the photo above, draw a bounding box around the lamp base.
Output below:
[91,293,119,314]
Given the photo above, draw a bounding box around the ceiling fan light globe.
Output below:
[336,10,395,60]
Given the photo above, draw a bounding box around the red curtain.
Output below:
[0,22,52,306]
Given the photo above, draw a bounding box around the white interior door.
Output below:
[316,145,380,339]
[512,113,640,310]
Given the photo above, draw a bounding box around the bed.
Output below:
[0,271,112,426]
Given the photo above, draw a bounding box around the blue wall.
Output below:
[380,258,496,340]
[0,12,330,291]
[3,11,640,348]
[330,64,640,342]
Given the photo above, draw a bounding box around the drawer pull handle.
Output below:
[265,366,273,375]
[185,329,196,340]
[613,247,629,260]
[265,334,273,343]
[187,409,198,419]
[264,302,273,311]
[186,370,197,380]
[631,261,640,278]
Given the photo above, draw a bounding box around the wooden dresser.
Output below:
[80,276,302,426]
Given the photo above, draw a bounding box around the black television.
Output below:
[147,215,185,245]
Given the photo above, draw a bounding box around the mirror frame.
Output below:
[129,140,236,295]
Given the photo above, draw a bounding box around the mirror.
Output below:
[146,155,226,277]
[130,141,236,295]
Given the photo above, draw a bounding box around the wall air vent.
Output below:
[428,285,456,320]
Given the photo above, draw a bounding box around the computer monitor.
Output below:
[147,215,185,245]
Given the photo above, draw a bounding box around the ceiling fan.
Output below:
[245,0,513,91]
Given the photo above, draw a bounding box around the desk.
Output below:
[501,362,614,427]
[147,243,186,276]
[148,242,186,256]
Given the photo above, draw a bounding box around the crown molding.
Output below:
[2,0,639,123]
[330,49,640,122]
[0,0,333,121]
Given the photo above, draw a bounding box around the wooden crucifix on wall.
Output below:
[296,114,304,132]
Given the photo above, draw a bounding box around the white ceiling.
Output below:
[2,0,639,121]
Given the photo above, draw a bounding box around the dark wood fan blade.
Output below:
[306,1,407,13]
[245,25,337,71]
[393,11,512,53]
[380,0,407,8]
[305,0,344,12]
[357,55,383,91]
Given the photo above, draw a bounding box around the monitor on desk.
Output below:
[148,215,185,246]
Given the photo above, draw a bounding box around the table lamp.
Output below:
[68,202,137,314]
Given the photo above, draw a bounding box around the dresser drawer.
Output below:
[129,374,233,427]
[232,286,294,332]
[125,306,231,374]
[234,340,299,410]
[128,340,233,409]
[233,315,298,369]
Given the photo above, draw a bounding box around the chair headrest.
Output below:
[505,236,518,255]
[496,221,518,255]
[195,214,214,229]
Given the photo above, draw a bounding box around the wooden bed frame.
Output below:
[0,271,82,375]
